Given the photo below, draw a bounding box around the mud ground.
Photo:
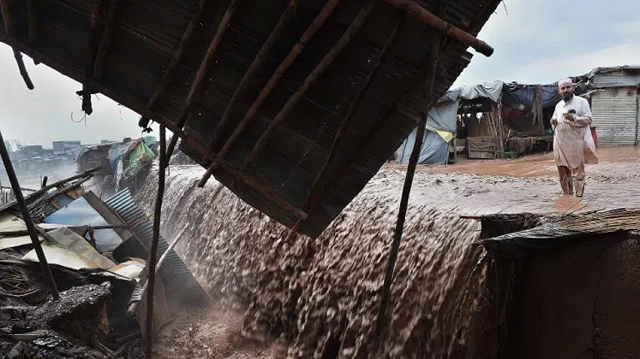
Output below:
[146,146,640,358]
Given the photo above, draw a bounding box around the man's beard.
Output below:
[562,93,574,102]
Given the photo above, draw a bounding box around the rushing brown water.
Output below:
[136,148,640,358]
[137,165,495,358]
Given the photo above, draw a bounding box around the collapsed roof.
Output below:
[0,0,500,237]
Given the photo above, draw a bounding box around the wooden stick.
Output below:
[196,0,342,179]
[145,125,166,358]
[165,0,243,158]
[12,49,34,90]
[93,0,122,80]
[374,50,439,336]
[1,0,35,90]
[306,12,403,208]
[0,131,59,300]
[173,128,308,221]
[0,166,103,213]
[381,0,494,56]
[146,0,209,110]
[210,4,295,147]
[137,0,209,135]
[196,4,296,188]
[240,0,379,171]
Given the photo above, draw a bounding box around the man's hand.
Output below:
[563,113,575,122]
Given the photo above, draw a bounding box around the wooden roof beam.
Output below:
[240,0,379,171]
[286,11,404,242]
[93,0,122,80]
[194,0,342,184]
[1,0,35,90]
[165,0,244,158]
[381,0,494,56]
[196,3,296,187]
[305,12,403,208]
[171,127,308,221]
[138,0,209,131]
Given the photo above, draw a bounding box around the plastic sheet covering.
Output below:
[396,129,449,165]
[123,141,155,178]
[427,81,505,132]
[44,196,123,252]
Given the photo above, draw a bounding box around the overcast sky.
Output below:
[0,0,638,147]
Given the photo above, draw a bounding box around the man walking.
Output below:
[551,78,592,197]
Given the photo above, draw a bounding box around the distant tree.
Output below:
[3,141,12,152]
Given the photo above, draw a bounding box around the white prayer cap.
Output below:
[557,78,573,86]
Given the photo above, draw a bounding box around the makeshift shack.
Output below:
[396,78,591,164]
[581,66,640,147]
[77,139,156,196]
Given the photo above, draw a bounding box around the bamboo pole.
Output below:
[240,0,379,171]
[381,0,494,56]
[194,0,342,181]
[374,49,439,336]
[0,131,59,300]
[165,0,244,158]
[138,0,210,128]
[305,12,403,208]
[197,4,297,187]
[1,0,35,90]
[93,0,122,80]
[144,125,166,358]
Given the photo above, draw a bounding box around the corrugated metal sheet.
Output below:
[592,88,639,147]
[104,189,209,309]
[592,73,640,88]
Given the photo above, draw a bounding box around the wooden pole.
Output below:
[165,0,243,158]
[93,0,122,80]
[1,0,35,90]
[306,12,403,208]
[194,0,342,180]
[240,0,379,171]
[209,4,296,150]
[374,51,439,336]
[0,166,102,213]
[0,131,59,300]
[381,0,494,56]
[145,125,166,358]
[138,0,210,127]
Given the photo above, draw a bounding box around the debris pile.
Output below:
[0,167,207,358]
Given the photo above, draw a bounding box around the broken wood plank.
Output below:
[381,0,494,56]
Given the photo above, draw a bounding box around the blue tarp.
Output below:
[396,129,449,165]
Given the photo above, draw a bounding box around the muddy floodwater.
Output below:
[137,146,640,358]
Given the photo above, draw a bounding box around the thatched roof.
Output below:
[1,0,499,237]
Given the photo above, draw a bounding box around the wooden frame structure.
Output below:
[0,0,500,238]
